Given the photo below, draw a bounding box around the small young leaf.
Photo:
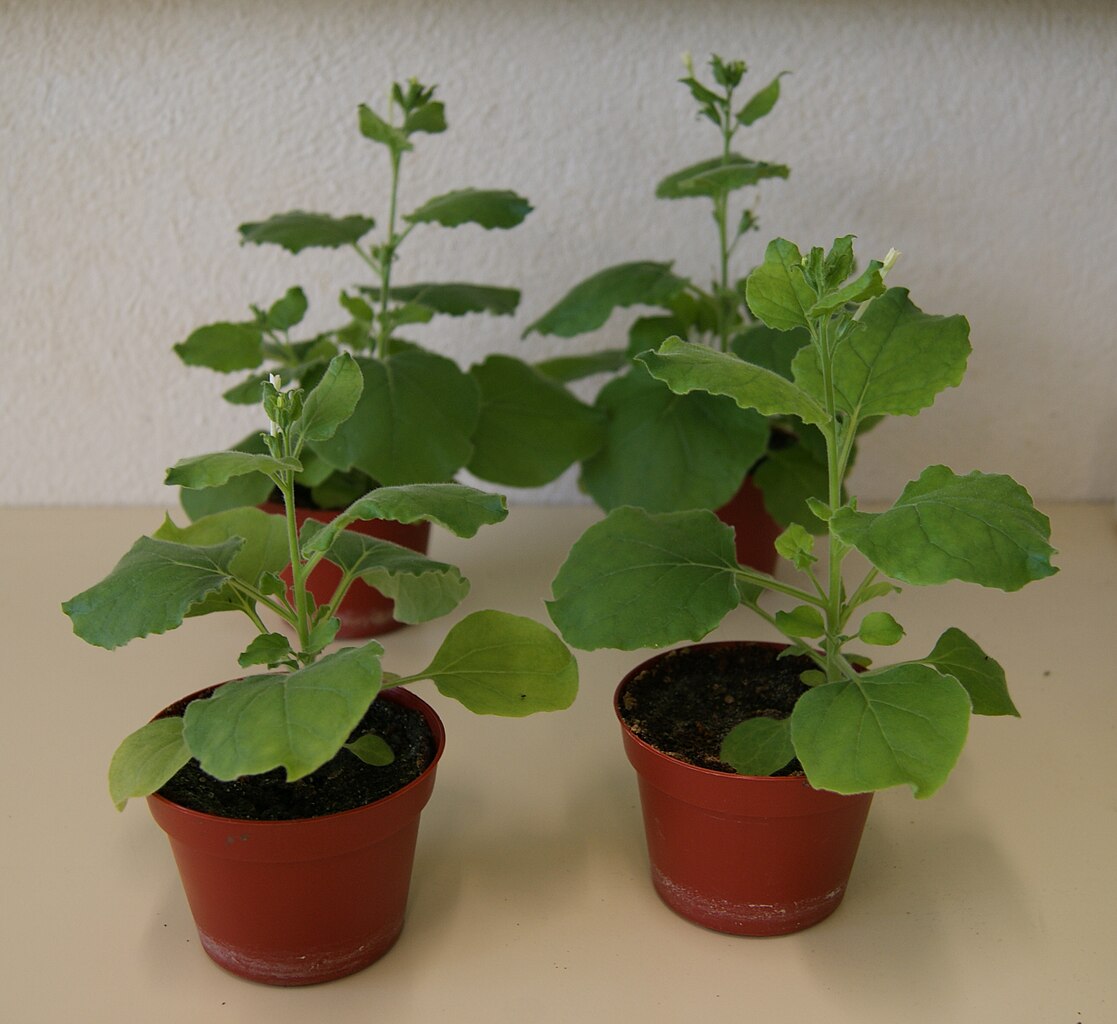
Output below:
[774,605,824,639]
[806,260,885,317]
[858,611,904,646]
[720,716,795,776]
[265,287,309,331]
[238,632,296,668]
[174,322,263,372]
[921,627,1019,716]
[773,523,816,569]
[108,717,192,811]
[745,238,815,332]
[403,99,447,135]
[346,732,395,766]
[404,189,532,230]
[239,211,375,253]
[737,71,789,126]
[305,616,341,655]
[419,611,578,716]
[358,103,413,152]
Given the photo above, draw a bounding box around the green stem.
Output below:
[376,144,404,361]
[733,565,827,608]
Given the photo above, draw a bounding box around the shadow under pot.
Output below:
[146,685,445,985]
[259,500,431,639]
[615,641,873,936]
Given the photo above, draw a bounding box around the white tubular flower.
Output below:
[268,373,283,391]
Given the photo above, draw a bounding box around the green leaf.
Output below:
[108,717,192,811]
[720,716,795,776]
[655,154,789,200]
[63,536,242,649]
[305,616,341,655]
[737,72,789,126]
[792,289,971,419]
[921,627,1019,716]
[183,643,384,781]
[466,355,605,487]
[302,523,471,625]
[628,314,689,357]
[731,324,810,381]
[239,211,375,253]
[358,103,413,152]
[790,664,972,797]
[296,352,363,443]
[534,349,629,383]
[548,506,740,651]
[419,611,578,715]
[523,262,689,338]
[178,433,275,520]
[805,260,885,317]
[238,632,296,668]
[581,363,769,512]
[752,440,832,532]
[314,351,480,485]
[639,336,827,427]
[346,733,395,766]
[302,482,507,555]
[265,287,309,331]
[403,100,447,135]
[174,322,262,372]
[745,238,816,332]
[165,451,301,490]
[858,611,905,646]
[774,605,824,639]
[388,282,520,317]
[404,189,532,230]
[830,466,1057,591]
[773,522,816,570]
[154,506,289,589]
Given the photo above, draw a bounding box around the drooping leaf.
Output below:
[745,237,816,332]
[314,351,480,485]
[183,642,384,781]
[790,664,972,797]
[419,610,578,715]
[830,466,1057,591]
[534,349,629,383]
[720,716,795,776]
[238,211,375,252]
[62,536,242,649]
[388,282,520,317]
[581,363,769,512]
[655,154,789,200]
[466,355,606,487]
[639,336,827,426]
[921,627,1019,716]
[404,189,532,230]
[296,352,363,443]
[523,262,689,338]
[108,717,191,810]
[402,99,447,135]
[548,506,740,651]
[791,289,971,419]
[165,451,301,490]
[174,322,262,372]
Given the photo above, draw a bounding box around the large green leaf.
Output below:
[238,211,375,252]
[179,433,275,520]
[920,627,1019,716]
[731,324,810,381]
[790,664,972,797]
[165,451,301,490]
[655,154,789,200]
[154,507,290,587]
[404,189,532,230]
[108,717,192,810]
[466,355,606,487]
[547,506,740,651]
[830,466,1057,591]
[639,336,827,427]
[314,351,480,484]
[791,289,971,418]
[581,364,769,512]
[523,262,689,338]
[302,523,470,624]
[752,440,831,532]
[174,322,263,372]
[534,349,629,383]
[744,238,816,332]
[182,643,384,781]
[297,352,363,443]
[419,611,578,715]
[388,282,520,317]
[62,536,242,649]
[302,482,507,555]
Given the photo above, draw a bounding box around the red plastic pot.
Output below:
[260,501,431,639]
[714,475,780,574]
[146,686,445,985]
[616,642,873,936]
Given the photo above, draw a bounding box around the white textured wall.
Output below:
[4,0,1115,506]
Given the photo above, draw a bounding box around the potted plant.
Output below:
[62,354,578,984]
[523,54,816,569]
[174,76,603,634]
[547,235,1056,934]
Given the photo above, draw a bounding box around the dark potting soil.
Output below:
[618,644,813,775]
[157,696,435,821]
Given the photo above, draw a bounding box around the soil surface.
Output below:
[157,696,435,821]
[618,643,813,774]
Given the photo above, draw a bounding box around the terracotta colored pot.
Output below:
[616,642,873,936]
[260,501,431,639]
[147,687,445,985]
[713,475,780,574]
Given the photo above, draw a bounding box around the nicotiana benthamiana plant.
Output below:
[524,54,829,525]
[174,77,601,520]
[548,235,1056,798]
[62,354,578,809]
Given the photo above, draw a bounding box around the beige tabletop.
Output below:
[2,502,1114,1023]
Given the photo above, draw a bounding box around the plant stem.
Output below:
[376,140,404,361]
